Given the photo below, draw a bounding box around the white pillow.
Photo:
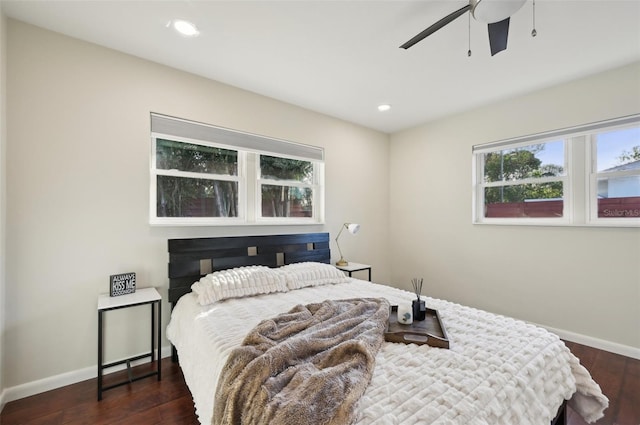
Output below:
[278,262,351,290]
[191,265,288,306]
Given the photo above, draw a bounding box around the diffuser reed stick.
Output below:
[411,277,423,300]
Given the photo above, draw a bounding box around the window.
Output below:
[590,126,640,221]
[481,140,566,219]
[150,114,324,225]
[259,155,317,219]
[473,114,640,227]
[155,139,240,219]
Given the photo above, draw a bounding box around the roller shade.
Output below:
[473,114,640,154]
[151,113,324,161]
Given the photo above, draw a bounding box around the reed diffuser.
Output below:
[411,277,426,321]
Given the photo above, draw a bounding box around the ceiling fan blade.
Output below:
[400,4,472,49]
[487,17,510,56]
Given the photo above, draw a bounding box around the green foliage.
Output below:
[260,156,313,217]
[485,146,542,182]
[260,155,312,182]
[617,146,640,164]
[155,139,238,217]
[484,147,563,203]
[156,139,237,175]
[156,176,237,218]
[154,140,317,218]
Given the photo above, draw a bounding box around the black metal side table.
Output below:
[97,287,162,400]
[335,262,372,281]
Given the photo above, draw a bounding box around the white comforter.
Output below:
[166,279,608,425]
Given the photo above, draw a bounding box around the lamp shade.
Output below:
[347,223,360,234]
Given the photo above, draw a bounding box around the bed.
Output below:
[166,233,608,425]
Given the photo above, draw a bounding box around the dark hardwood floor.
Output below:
[0,361,199,425]
[563,341,640,425]
[1,341,638,424]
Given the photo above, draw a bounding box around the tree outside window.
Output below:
[150,114,325,226]
[473,116,640,226]
[156,139,238,218]
[482,142,565,218]
[260,155,314,218]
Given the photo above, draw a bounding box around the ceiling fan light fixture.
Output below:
[400,0,531,55]
[472,0,526,23]
[170,19,200,37]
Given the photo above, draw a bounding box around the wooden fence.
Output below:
[486,196,640,218]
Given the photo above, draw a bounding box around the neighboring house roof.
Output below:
[603,159,640,172]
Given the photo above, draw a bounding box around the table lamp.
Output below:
[335,223,360,266]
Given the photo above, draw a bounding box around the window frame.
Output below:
[586,125,640,226]
[256,157,324,224]
[473,114,640,227]
[150,134,247,226]
[474,137,570,225]
[149,114,325,226]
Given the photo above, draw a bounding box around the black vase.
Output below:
[412,298,426,321]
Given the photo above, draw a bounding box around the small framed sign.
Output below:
[109,272,136,297]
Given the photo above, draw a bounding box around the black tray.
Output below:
[385,305,449,348]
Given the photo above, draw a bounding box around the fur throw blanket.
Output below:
[212,298,390,425]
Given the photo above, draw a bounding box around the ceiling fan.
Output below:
[400,0,528,56]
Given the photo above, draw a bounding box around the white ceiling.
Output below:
[3,0,640,133]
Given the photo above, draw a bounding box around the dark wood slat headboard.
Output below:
[167,232,331,305]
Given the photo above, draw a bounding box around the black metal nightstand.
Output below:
[97,287,162,400]
[335,262,372,281]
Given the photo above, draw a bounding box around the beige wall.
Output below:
[4,20,390,390]
[0,6,7,408]
[390,62,640,354]
[4,14,639,401]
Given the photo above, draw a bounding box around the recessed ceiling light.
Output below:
[378,104,391,112]
[169,19,200,37]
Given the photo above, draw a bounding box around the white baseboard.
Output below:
[537,324,640,360]
[1,346,173,407]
